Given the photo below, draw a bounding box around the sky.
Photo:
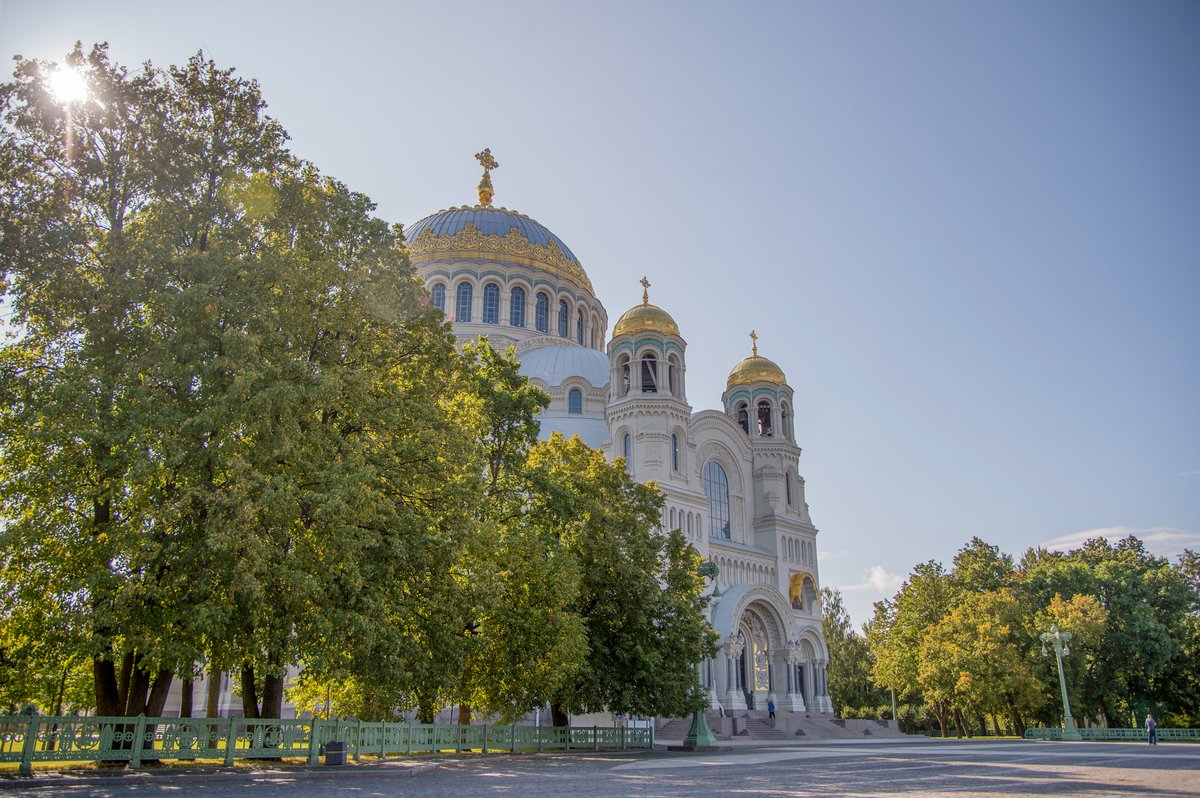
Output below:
[3,0,1198,628]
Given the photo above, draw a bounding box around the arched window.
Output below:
[576,312,584,344]
[703,461,731,539]
[785,472,792,506]
[757,400,773,436]
[781,402,792,440]
[592,315,601,349]
[535,292,549,333]
[640,354,658,393]
[509,286,526,327]
[455,282,473,323]
[568,388,583,415]
[482,283,500,324]
[558,299,569,337]
[668,355,680,396]
[618,356,631,397]
[430,283,446,313]
[623,433,632,464]
[736,402,749,434]
[671,433,680,472]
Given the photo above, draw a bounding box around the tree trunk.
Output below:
[952,707,971,738]
[1004,693,1027,738]
[94,657,122,717]
[146,669,173,716]
[241,665,261,719]
[991,714,1002,737]
[205,670,223,749]
[260,673,285,720]
[118,651,135,712]
[124,662,151,716]
[930,702,948,738]
[180,678,194,719]
[417,704,435,724]
[550,703,570,728]
[458,704,473,725]
[206,670,223,718]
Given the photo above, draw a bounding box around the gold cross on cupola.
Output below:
[640,276,651,304]
[475,148,499,207]
[750,329,759,356]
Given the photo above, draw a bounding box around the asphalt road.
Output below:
[2,739,1198,797]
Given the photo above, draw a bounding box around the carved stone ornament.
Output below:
[408,221,594,293]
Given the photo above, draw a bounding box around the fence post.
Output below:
[307,719,321,766]
[18,714,38,776]
[594,725,599,751]
[354,719,362,762]
[130,714,147,769]
[379,721,387,760]
[511,722,516,753]
[224,716,237,767]
[481,723,488,754]
[405,722,413,756]
[620,725,626,750]
[537,723,543,753]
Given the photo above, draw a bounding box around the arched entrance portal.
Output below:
[708,584,813,713]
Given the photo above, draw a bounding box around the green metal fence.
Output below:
[1024,727,1200,742]
[0,715,654,775]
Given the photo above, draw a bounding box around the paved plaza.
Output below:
[2,738,1198,797]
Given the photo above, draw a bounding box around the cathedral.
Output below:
[406,151,833,717]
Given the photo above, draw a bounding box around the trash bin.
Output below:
[324,740,347,766]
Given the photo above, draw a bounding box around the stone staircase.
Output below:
[735,716,789,739]
[656,713,905,742]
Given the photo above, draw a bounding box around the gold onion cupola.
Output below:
[612,277,680,337]
[727,330,787,388]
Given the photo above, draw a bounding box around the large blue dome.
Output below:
[404,205,593,294]
[405,206,579,262]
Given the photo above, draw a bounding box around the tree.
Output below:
[1021,537,1194,726]
[532,435,718,725]
[2,44,467,721]
[868,560,955,735]
[821,587,885,717]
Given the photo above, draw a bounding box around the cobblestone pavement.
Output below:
[2,739,1198,797]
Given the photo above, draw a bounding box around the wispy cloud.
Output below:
[839,565,904,594]
[818,549,847,562]
[1039,526,1200,559]
[1179,469,1200,477]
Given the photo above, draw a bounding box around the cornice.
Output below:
[409,223,594,294]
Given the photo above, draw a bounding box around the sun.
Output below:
[48,65,88,104]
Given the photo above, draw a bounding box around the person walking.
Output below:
[768,699,776,720]
[1146,714,1157,745]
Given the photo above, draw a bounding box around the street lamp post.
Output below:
[679,561,720,750]
[1040,624,1081,741]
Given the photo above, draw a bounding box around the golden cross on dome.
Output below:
[475,148,499,207]
[750,330,759,356]
[640,276,651,304]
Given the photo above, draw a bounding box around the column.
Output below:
[778,641,805,712]
[722,637,746,712]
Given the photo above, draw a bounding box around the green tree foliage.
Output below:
[3,45,721,729]
[1,44,462,718]
[1021,538,1195,726]
[866,534,1198,735]
[821,587,885,717]
[531,435,718,724]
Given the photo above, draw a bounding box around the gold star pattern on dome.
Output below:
[475,148,498,207]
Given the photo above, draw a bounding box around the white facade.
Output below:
[407,169,833,716]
